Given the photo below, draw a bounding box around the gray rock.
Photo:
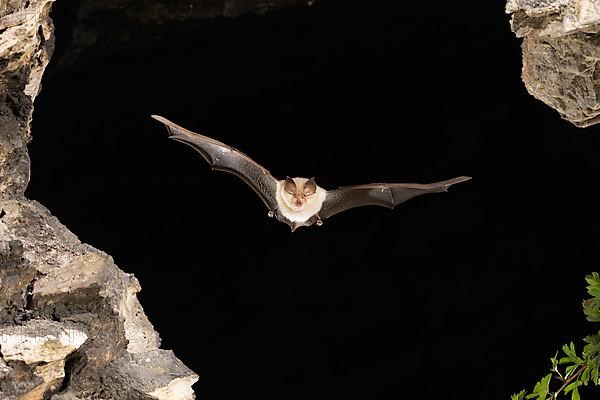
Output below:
[1,0,317,397]
[0,0,224,398]
[0,0,54,197]
[0,320,88,364]
[51,393,83,400]
[0,358,12,378]
[0,189,198,400]
[506,0,600,127]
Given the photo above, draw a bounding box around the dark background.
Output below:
[25,1,600,399]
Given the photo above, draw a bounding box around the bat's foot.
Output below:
[267,210,275,218]
[316,216,323,226]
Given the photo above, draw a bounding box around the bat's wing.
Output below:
[319,176,471,220]
[152,115,279,212]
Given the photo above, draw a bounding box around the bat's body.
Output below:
[152,115,470,231]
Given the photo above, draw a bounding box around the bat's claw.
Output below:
[267,210,275,218]
[316,216,323,226]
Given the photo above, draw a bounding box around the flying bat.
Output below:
[152,115,470,231]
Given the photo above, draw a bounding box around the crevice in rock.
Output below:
[57,351,85,393]
[37,25,46,45]
[24,274,38,311]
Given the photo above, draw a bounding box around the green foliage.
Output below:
[511,273,600,400]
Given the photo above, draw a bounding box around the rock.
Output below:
[506,0,600,127]
[0,196,199,399]
[1,0,318,397]
[147,377,198,400]
[0,320,88,364]
[0,358,12,378]
[51,393,83,400]
[112,350,198,400]
[0,0,55,197]
[507,0,600,38]
[0,320,85,398]
[0,0,202,398]
[0,321,72,399]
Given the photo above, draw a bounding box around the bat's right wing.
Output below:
[319,176,471,220]
[152,115,279,212]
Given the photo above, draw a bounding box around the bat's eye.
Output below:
[284,178,297,195]
[303,179,317,196]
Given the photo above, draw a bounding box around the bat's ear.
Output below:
[284,178,297,194]
[303,177,317,196]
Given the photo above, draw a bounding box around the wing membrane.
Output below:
[320,176,471,220]
[152,115,279,211]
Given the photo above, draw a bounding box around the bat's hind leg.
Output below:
[315,215,323,226]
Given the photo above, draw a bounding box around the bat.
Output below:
[152,115,471,231]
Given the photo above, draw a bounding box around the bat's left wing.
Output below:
[319,176,471,221]
[152,115,279,213]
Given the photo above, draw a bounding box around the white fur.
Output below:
[276,178,327,222]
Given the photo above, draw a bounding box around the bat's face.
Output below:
[276,177,327,225]
[282,177,318,210]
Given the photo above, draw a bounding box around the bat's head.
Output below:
[282,177,318,210]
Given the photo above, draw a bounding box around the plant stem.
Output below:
[552,365,586,399]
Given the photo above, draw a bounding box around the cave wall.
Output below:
[506,0,600,127]
[0,0,314,398]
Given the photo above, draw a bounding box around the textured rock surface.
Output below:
[1,0,316,398]
[0,199,198,400]
[0,320,88,364]
[1,2,196,397]
[0,0,54,197]
[507,0,600,127]
[0,320,88,398]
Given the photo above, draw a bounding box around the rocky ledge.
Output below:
[0,0,313,398]
[506,0,600,127]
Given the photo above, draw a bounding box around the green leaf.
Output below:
[564,380,581,394]
[584,273,600,321]
[583,333,600,357]
[585,272,600,289]
[511,390,527,400]
[571,386,580,400]
[581,364,590,384]
[551,352,559,373]
[560,342,584,365]
[509,273,600,399]
[526,374,552,400]
[584,299,600,322]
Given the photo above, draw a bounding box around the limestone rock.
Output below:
[0,320,86,399]
[1,0,318,397]
[0,320,88,364]
[0,196,199,399]
[0,0,55,197]
[0,0,199,398]
[51,393,83,400]
[0,358,12,378]
[506,0,600,127]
